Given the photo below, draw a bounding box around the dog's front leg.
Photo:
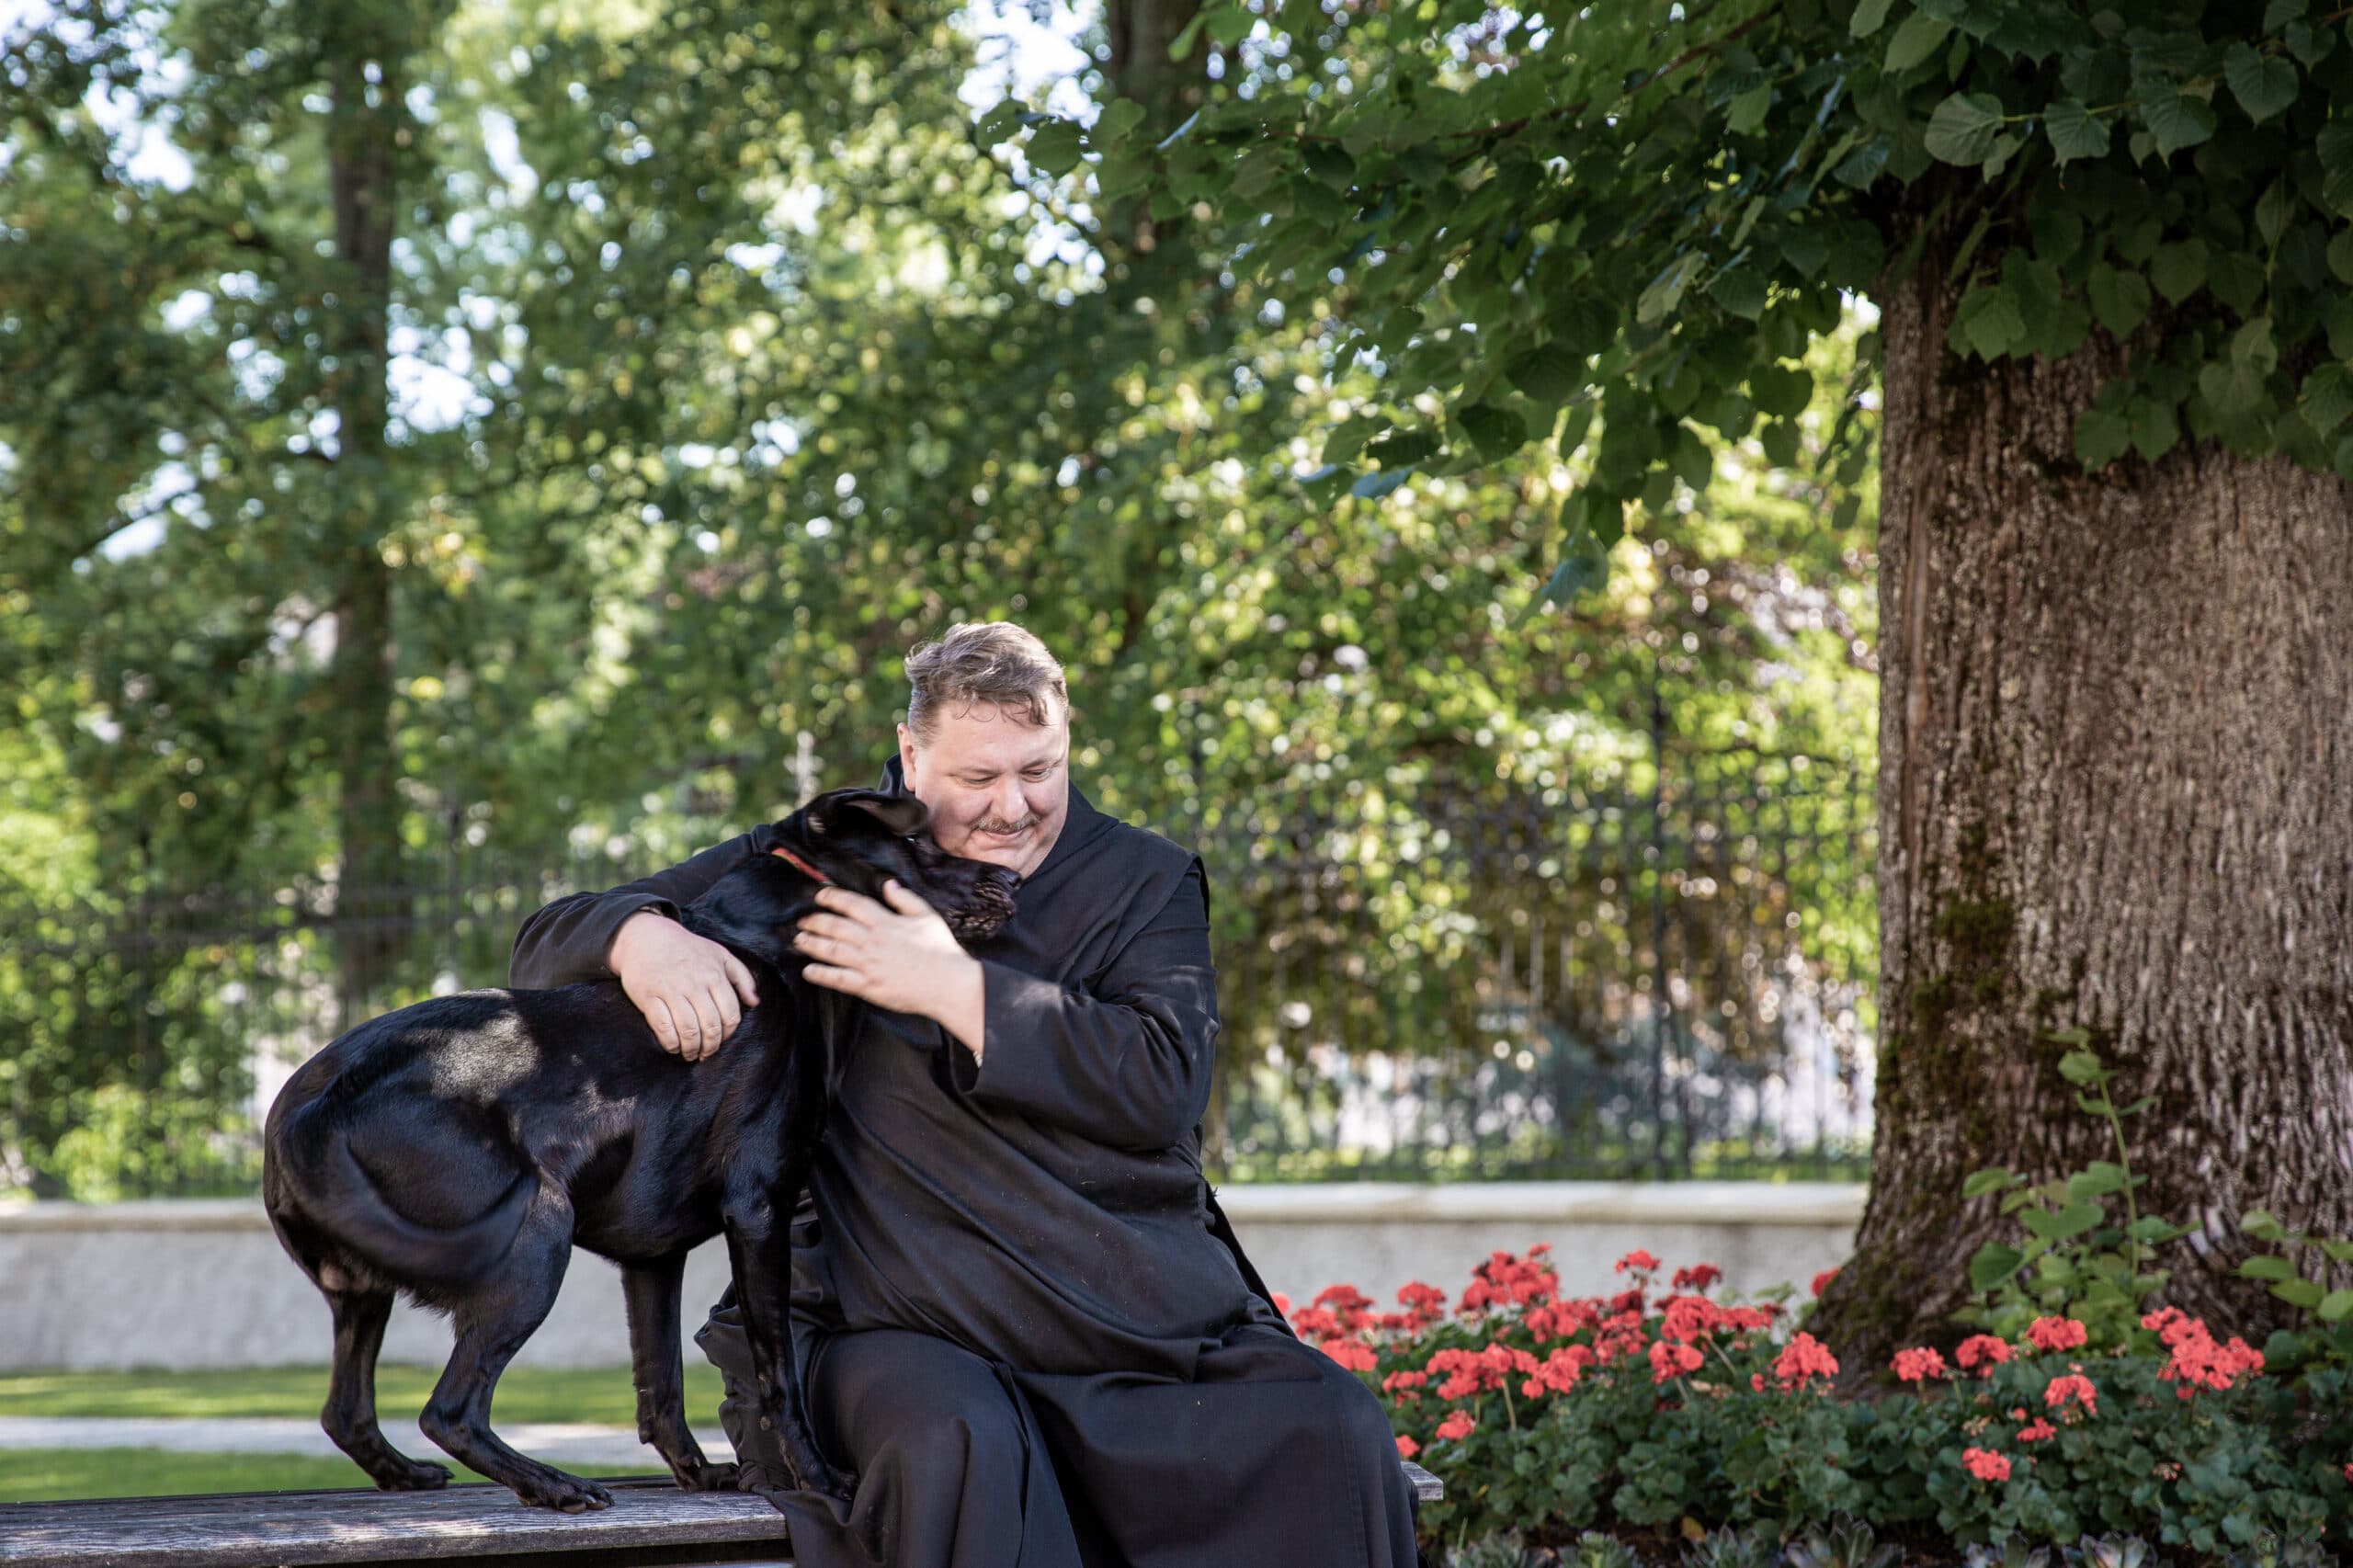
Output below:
[721,1188,850,1503]
[620,1252,738,1491]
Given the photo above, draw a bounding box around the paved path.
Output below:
[0,1415,728,1468]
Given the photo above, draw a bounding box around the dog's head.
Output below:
[687,789,1019,969]
[773,789,1020,940]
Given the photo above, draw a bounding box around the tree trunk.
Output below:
[324,11,409,1026]
[1813,241,2353,1370]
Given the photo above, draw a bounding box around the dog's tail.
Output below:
[294,1136,538,1287]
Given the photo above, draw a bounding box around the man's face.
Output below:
[898,700,1070,880]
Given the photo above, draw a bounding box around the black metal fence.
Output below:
[0,765,1877,1199]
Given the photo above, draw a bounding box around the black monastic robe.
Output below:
[510,760,1420,1568]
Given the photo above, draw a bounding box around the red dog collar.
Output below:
[768,843,832,884]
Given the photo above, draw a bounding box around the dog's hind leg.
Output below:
[621,1251,738,1492]
[322,1288,451,1491]
[417,1190,611,1512]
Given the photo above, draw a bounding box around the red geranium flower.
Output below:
[1322,1337,1377,1371]
[1648,1339,1705,1383]
[1954,1334,2012,1375]
[1891,1346,1947,1383]
[2026,1316,2088,1353]
[1435,1411,1475,1441]
[1810,1267,1839,1298]
[1671,1263,1724,1292]
[1962,1447,2011,1482]
[1615,1248,1662,1275]
[1771,1331,1839,1391]
[1394,1434,1419,1460]
[2044,1373,2098,1416]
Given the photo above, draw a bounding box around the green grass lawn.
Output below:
[0,1363,726,1426]
[0,1448,653,1504]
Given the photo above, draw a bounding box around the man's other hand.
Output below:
[609,911,760,1061]
[794,881,983,1035]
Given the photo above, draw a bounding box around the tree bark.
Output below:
[1813,237,2353,1370]
[324,10,409,1025]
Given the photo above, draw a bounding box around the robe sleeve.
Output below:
[957,859,1220,1153]
[508,830,764,989]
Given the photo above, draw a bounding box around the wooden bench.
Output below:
[0,1464,1443,1567]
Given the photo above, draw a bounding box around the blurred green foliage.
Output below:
[0,0,1876,1197]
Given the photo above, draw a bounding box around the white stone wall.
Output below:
[0,1186,1862,1371]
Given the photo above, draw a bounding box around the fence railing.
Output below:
[0,769,1877,1198]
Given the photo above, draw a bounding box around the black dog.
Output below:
[262,789,1017,1512]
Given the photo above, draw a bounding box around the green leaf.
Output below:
[2317,1290,2353,1323]
[2274,1278,2326,1309]
[2044,98,2111,164]
[1506,347,1586,404]
[2149,238,2208,303]
[2225,41,2300,124]
[1636,253,1704,325]
[1949,286,2025,358]
[2300,363,2353,433]
[1204,6,1256,46]
[2243,1208,2287,1242]
[976,99,1027,145]
[1885,14,1954,74]
[2234,315,2280,376]
[1538,542,1609,607]
[2055,1048,2108,1085]
[1025,119,1086,176]
[2130,398,2181,461]
[1850,0,1897,37]
[1728,84,1772,135]
[2256,180,2295,249]
[2239,1254,2297,1281]
[2068,1163,2131,1199]
[1092,98,1146,149]
[1970,1243,2026,1292]
[2075,408,2131,469]
[1367,428,1438,468]
[1963,1165,2020,1199]
[2087,263,2151,337]
[2265,0,2308,28]
[2128,1215,2179,1243]
[2142,89,2217,158]
[2327,231,2353,285]
[2022,1202,2105,1241]
[1750,363,1815,418]
[1167,10,1208,60]
[1925,92,2007,165]
[1458,403,1529,460]
[1708,265,1768,320]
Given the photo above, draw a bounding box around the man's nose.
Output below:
[991,777,1027,823]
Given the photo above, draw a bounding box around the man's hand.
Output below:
[794,881,985,1053]
[609,910,761,1062]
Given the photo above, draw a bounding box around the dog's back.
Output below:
[264,983,709,1300]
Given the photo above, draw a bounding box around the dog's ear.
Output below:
[843,794,929,836]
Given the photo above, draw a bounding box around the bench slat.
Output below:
[1,1463,1439,1566]
[0,1478,790,1568]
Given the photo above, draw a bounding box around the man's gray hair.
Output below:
[904,621,1068,741]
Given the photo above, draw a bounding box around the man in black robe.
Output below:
[509,621,1420,1568]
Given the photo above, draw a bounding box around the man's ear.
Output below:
[847,793,930,836]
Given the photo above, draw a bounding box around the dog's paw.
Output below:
[679,1460,740,1492]
[373,1458,452,1492]
[517,1475,614,1513]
